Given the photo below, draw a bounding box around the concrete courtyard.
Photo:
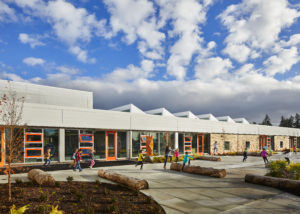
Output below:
[1,153,300,214]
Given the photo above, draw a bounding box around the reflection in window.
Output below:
[94,131,105,159]
[44,129,59,161]
[5,128,24,163]
[65,130,79,160]
[117,132,127,158]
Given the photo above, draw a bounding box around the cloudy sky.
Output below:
[0,0,300,124]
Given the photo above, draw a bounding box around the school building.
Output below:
[0,80,300,167]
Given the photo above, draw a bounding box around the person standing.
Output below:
[285,149,291,165]
[182,152,193,171]
[74,149,82,172]
[89,149,95,169]
[261,148,269,165]
[213,142,218,155]
[292,145,297,155]
[135,150,144,170]
[168,146,173,162]
[243,148,248,162]
[163,145,170,169]
[174,148,179,163]
[43,148,51,166]
[72,148,78,168]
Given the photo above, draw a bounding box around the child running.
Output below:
[44,148,51,166]
[243,148,248,162]
[135,150,144,170]
[284,149,291,165]
[261,148,269,165]
[74,149,82,172]
[174,148,179,163]
[182,152,193,171]
[89,149,95,169]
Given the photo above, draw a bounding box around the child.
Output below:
[135,150,144,170]
[261,148,269,165]
[72,148,78,167]
[163,145,170,169]
[174,148,179,163]
[284,149,291,165]
[292,145,296,155]
[213,142,218,155]
[243,148,248,162]
[74,149,82,172]
[44,148,51,166]
[89,149,95,169]
[182,152,193,171]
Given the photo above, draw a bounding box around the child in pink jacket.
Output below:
[174,148,179,163]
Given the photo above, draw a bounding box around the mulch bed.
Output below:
[0,181,165,214]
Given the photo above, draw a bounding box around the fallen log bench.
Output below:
[170,163,226,178]
[98,169,149,190]
[195,156,221,161]
[27,169,55,186]
[245,174,300,196]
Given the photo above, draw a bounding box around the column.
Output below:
[127,131,132,159]
[175,132,179,149]
[59,128,65,162]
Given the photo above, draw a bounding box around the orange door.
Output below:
[197,134,204,154]
[106,131,117,161]
[0,128,4,167]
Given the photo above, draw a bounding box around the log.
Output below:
[28,169,55,186]
[245,173,300,196]
[98,169,149,190]
[170,163,226,178]
[195,156,221,161]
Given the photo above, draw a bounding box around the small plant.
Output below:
[15,178,23,185]
[26,180,34,187]
[55,181,61,188]
[109,204,116,212]
[66,176,74,183]
[10,204,29,214]
[49,205,64,214]
[39,190,49,202]
[111,196,118,203]
[146,196,153,204]
[104,187,110,196]
[95,179,101,186]
[76,192,84,202]
[133,190,139,196]
[37,205,47,213]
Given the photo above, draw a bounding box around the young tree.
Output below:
[261,114,272,126]
[0,82,25,202]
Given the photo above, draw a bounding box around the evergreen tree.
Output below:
[279,116,288,127]
[294,113,300,128]
[261,114,272,126]
[287,115,294,128]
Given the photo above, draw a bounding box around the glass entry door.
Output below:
[0,128,4,167]
[197,134,203,154]
[106,131,117,161]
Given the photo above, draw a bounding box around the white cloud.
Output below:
[0,1,17,22]
[23,57,45,66]
[195,57,232,80]
[18,33,45,48]
[14,0,106,63]
[56,66,80,75]
[263,47,300,76]
[104,0,165,60]
[219,0,300,62]
[222,43,251,63]
[156,0,212,80]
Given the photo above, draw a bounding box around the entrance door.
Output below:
[106,131,117,161]
[197,134,203,154]
[0,128,4,167]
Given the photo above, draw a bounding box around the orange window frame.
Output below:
[25,148,43,158]
[0,128,4,167]
[106,131,117,161]
[25,133,43,143]
[140,135,147,154]
[79,134,94,143]
[80,147,93,156]
[184,136,192,153]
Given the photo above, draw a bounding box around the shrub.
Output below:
[39,190,49,202]
[66,176,74,183]
[55,181,61,188]
[95,179,101,186]
[286,162,300,180]
[15,178,23,185]
[10,205,29,214]
[49,205,63,214]
[268,160,287,178]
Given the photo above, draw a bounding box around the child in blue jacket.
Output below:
[182,152,193,171]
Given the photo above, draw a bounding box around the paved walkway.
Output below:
[0,154,299,213]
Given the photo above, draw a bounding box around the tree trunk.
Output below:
[98,169,149,190]
[8,162,11,202]
[28,169,56,186]
[170,163,226,178]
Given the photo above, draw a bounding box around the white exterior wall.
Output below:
[0,80,93,109]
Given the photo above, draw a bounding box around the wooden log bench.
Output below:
[245,174,300,196]
[98,169,149,190]
[27,169,55,186]
[170,163,226,178]
[194,156,221,161]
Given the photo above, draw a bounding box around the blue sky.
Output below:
[1,0,300,124]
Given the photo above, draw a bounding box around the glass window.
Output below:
[191,133,198,154]
[179,133,184,154]
[94,131,105,159]
[44,129,59,161]
[5,128,24,163]
[280,141,283,148]
[26,128,42,133]
[26,134,42,142]
[117,132,127,158]
[132,131,140,157]
[80,130,93,134]
[160,132,175,155]
[246,141,250,149]
[224,141,230,150]
[65,130,79,160]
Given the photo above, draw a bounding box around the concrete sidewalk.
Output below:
[0,154,299,214]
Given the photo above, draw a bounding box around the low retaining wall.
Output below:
[245,173,300,196]
[170,163,226,178]
[98,169,149,190]
[28,169,55,186]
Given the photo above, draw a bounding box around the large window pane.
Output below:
[117,132,127,158]
[94,131,105,159]
[132,131,140,157]
[44,129,59,161]
[179,133,184,154]
[5,128,24,163]
[65,130,78,160]
[160,132,175,155]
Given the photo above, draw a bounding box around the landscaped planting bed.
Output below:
[0,181,165,213]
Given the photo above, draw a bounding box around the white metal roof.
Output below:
[197,113,218,121]
[233,118,250,124]
[145,108,175,117]
[110,104,145,114]
[216,116,236,123]
[173,111,198,119]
